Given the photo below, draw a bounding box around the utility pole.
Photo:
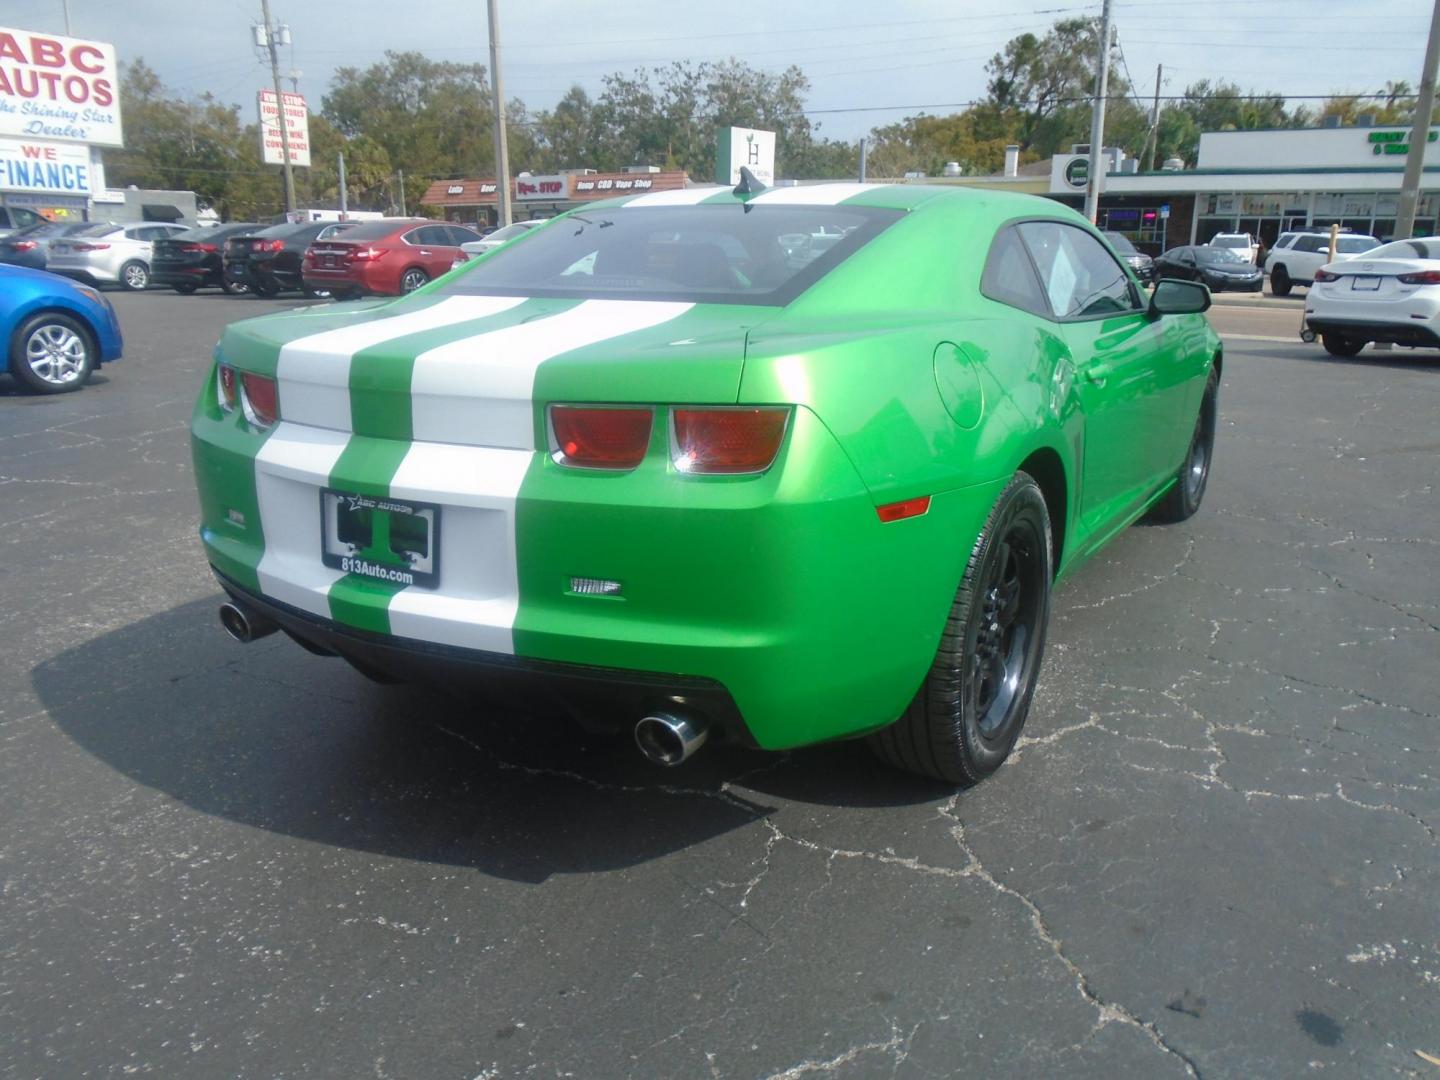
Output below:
[1142,63,1163,172]
[1083,0,1114,224]
[397,170,406,216]
[258,0,296,215]
[487,0,512,228]
[61,0,71,34]
[337,152,347,220]
[1396,0,1440,239]
[859,137,868,182]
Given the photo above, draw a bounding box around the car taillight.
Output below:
[1398,270,1440,285]
[12,240,37,251]
[240,372,279,427]
[181,242,218,253]
[216,364,239,411]
[73,242,110,251]
[252,239,283,253]
[1313,269,1340,283]
[671,407,790,475]
[349,247,386,261]
[550,406,653,470]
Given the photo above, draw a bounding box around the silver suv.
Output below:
[1265,231,1380,296]
[46,221,191,290]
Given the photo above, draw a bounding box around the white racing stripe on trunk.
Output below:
[748,183,877,206]
[254,423,350,618]
[409,299,694,449]
[623,187,728,206]
[384,441,534,653]
[276,295,528,431]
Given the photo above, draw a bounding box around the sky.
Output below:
[5,0,1432,148]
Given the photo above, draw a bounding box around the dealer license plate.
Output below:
[324,255,337,267]
[1351,276,1381,291]
[320,489,439,589]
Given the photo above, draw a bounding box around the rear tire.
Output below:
[172,282,198,295]
[868,472,1053,785]
[1149,366,1218,524]
[302,283,332,300]
[1269,266,1292,296]
[1321,333,1365,357]
[252,276,280,298]
[400,267,429,294]
[220,279,249,295]
[119,260,149,291]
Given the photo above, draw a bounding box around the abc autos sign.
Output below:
[0,27,122,148]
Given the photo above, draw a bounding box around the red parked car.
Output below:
[301,220,482,297]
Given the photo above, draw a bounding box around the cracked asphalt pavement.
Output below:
[2,290,1437,1078]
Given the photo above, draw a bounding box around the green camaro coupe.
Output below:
[191,181,1220,783]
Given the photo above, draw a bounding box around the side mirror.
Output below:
[1150,278,1210,316]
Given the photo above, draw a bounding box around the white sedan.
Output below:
[458,219,543,259]
[1304,238,1440,356]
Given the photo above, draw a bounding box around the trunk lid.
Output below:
[221,295,774,449]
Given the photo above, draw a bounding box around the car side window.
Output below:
[1292,236,1324,253]
[1018,222,1139,319]
[418,225,453,246]
[447,225,482,245]
[980,227,1048,317]
[1180,249,1196,265]
[125,226,156,241]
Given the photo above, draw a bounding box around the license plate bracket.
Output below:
[1351,275,1381,291]
[320,489,440,589]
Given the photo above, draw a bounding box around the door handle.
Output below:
[1083,364,1111,387]
[419,250,432,255]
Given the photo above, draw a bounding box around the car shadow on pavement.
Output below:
[33,597,944,884]
[1307,350,1440,373]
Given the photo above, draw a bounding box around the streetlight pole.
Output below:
[1396,0,1440,239]
[1083,0,1114,224]
[259,0,296,215]
[487,0,512,228]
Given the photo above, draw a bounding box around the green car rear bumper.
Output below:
[193,396,1005,750]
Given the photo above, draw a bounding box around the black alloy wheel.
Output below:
[869,472,1053,784]
[1150,366,1219,524]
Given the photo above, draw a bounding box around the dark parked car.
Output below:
[1153,245,1262,292]
[1103,231,1155,284]
[152,222,260,294]
[223,220,359,298]
[0,221,96,271]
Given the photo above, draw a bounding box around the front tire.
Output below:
[302,283,332,300]
[220,278,250,295]
[8,312,95,394]
[869,473,1053,784]
[1149,366,1218,524]
[119,261,149,291]
[1321,333,1365,357]
[1270,266,1292,296]
[251,275,281,298]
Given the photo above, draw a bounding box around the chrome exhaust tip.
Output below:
[634,711,709,767]
[219,601,278,643]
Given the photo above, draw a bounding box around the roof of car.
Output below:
[586,182,1077,220]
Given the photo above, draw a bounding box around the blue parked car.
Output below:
[2,264,123,393]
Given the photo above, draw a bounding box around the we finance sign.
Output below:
[0,27,122,147]
[0,137,92,195]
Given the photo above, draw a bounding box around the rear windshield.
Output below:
[1368,239,1438,260]
[328,220,416,242]
[68,222,120,238]
[1210,235,1249,248]
[440,204,902,305]
[1336,236,1380,254]
[486,221,537,243]
[255,221,328,239]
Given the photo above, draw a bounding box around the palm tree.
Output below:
[1381,80,1413,109]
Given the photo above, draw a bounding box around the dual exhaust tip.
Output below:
[220,603,711,765]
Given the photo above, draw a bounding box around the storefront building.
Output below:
[1045,124,1440,254]
[0,25,122,222]
[420,169,689,225]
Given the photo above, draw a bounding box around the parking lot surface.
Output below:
[3,291,1437,1078]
